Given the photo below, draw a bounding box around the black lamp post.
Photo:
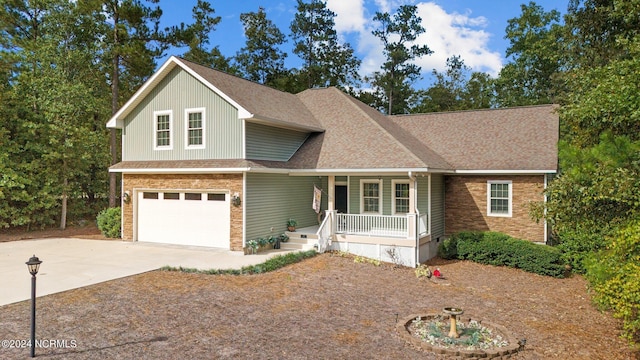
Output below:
[26,255,42,358]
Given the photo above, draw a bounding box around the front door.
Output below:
[335,185,348,213]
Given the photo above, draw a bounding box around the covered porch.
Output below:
[292,173,442,266]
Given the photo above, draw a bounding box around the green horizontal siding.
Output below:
[416,176,429,214]
[123,67,242,161]
[430,174,445,239]
[349,176,418,215]
[245,173,328,240]
[245,122,309,161]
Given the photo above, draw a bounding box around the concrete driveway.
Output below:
[0,238,290,306]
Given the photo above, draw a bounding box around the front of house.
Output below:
[107,56,558,267]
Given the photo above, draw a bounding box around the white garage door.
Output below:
[137,190,230,248]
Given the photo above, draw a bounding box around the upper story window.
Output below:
[392,180,410,214]
[487,180,512,217]
[360,179,382,214]
[154,110,173,150]
[185,107,206,149]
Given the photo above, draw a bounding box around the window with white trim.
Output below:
[487,180,512,217]
[392,180,410,214]
[154,110,172,150]
[185,107,205,148]
[360,179,382,214]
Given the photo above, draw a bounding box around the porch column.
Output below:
[408,175,417,239]
[409,177,416,214]
[328,175,335,211]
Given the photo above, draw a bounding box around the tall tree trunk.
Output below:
[109,10,120,208]
[60,169,67,230]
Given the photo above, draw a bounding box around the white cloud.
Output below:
[327,0,366,33]
[414,2,502,76]
[331,1,504,83]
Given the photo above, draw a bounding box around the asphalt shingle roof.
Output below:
[109,57,559,174]
[389,105,559,171]
[178,58,323,131]
[293,88,451,170]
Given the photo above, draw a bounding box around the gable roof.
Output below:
[389,105,559,172]
[178,59,323,131]
[106,56,323,132]
[291,88,452,172]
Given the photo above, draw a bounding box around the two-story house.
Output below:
[106,56,558,267]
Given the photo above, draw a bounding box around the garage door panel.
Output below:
[137,191,230,248]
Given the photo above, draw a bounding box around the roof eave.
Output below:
[246,116,325,133]
[109,167,251,174]
[287,168,451,176]
[453,169,557,175]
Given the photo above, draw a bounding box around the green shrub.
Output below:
[162,250,318,275]
[585,221,640,345]
[96,207,121,238]
[556,227,609,274]
[440,231,566,278]
[437,237,458,259]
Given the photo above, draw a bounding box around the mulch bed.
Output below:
[0,251,637,359]
[0,223,108,242]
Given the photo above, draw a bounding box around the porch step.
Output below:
[286,230,318,240]
[280,231,317,251]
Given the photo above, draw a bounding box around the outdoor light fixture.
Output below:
[26,255,41,276]
[26,255,42,358]
[123,191,131,204]
[232,192,241,206]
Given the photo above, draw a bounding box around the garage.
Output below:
[136,190,230,248]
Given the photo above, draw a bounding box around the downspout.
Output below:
[409,171,419,267]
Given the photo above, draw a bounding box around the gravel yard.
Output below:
[0,251,636,359]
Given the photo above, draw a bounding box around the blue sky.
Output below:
[159,0,565,82]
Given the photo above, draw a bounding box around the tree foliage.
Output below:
[585,221,640,344]
[416,56,494,112]
[537,0,640,345]
[235,7,287,84]
[178,0,234,72]
[495,1,564,107]
[369,4,432,114]
[0,0,110,229]
[289,0,360,89]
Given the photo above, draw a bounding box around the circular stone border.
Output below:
[396,313,522,358]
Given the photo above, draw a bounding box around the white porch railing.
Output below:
[336,213,408,238]
[418,214,428,237]
[315,210,335,253]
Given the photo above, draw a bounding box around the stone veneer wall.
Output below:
[444,175,545,242]
[122,173,244,251]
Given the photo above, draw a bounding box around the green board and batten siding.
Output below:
[122,67,242,161]
[245,122,309,161]
[245,173,328,241]
[341,174,446,239]
[348,176,430,216]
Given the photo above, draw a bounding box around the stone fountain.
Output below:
[443,307,464,338]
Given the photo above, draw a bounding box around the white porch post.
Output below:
[407,174,417,240]
[328,175,335,211]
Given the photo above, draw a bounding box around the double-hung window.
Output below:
[487,180,512,217]
[361,179,382,214]
[392,180,410,214]
[154,110,173,150]
[185,108,205,149]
